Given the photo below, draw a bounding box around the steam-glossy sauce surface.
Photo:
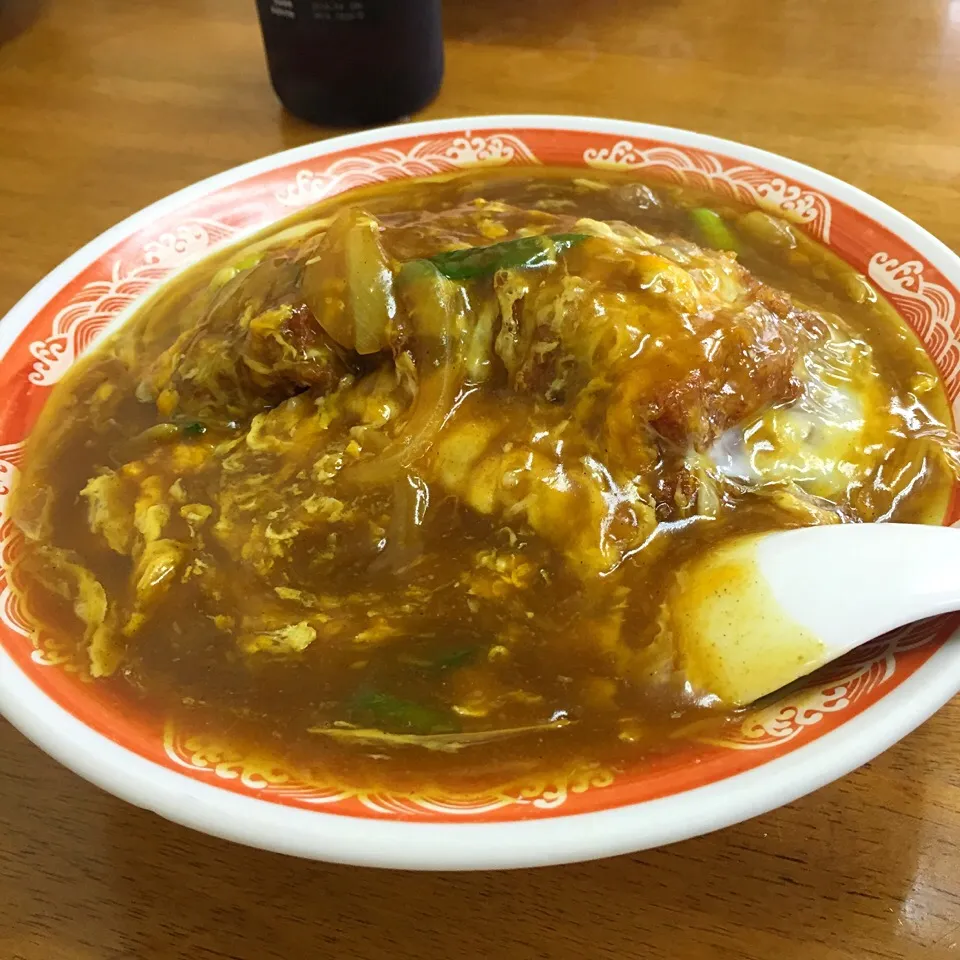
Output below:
[11,169,956,790]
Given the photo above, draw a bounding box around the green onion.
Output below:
[424,232,588,280]
[690,208,740,253]
[348,688,457,735]
[181,421,207,437]
[430,646,479,671]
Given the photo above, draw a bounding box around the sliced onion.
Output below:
[344,261,470,486]
[300,209,395,356]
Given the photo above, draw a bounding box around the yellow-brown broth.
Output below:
[10,168,955,792]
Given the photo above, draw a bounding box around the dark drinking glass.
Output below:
[254,0,444,127]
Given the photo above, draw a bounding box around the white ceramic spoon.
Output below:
[668,522,960,706]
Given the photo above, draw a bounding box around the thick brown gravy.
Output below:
[10,168,955,792]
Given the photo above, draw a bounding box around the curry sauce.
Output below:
[10,169,956,791]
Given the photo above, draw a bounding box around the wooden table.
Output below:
[1,1,959,957]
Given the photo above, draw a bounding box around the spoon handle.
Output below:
[758,523,960,656]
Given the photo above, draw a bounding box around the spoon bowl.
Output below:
[673,523,960,705]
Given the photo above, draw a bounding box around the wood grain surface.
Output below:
[1,1,960,957]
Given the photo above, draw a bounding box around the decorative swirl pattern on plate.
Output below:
[868,253,960,402]
[275,132,541,207]
[0,450,76,669]
[164,724,614,816]
[583,140,833,242]
[142,218,246,267]
[26,217,254,388]
[27,262,170,387]
[708,620,944,749]
[0,444,27,638]
[0,444,63,666]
